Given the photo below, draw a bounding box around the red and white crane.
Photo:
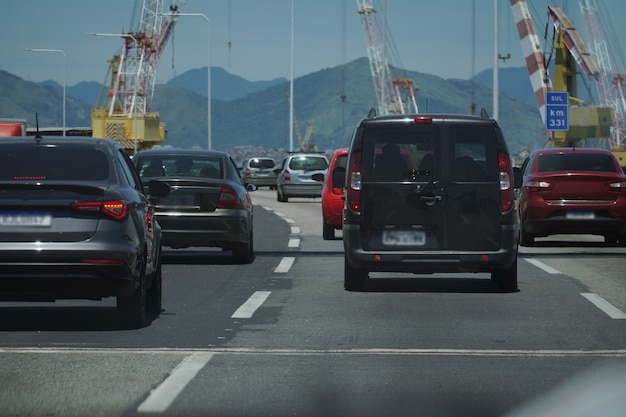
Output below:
[356,0,418,115]
[92,0,187,153]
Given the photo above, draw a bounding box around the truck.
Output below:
[0,118,27,137]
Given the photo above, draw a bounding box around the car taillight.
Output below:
[347,149,362,212]
[71,200,129,220]
[609,181,626,193]
[245,167,251,175]
[283,169,291,181]
[413,116,433,124]
[525,180,553,193]
[217,187,242,209]
[498,151,514,212]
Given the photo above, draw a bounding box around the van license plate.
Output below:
[382,230,426,246]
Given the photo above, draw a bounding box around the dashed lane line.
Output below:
[524,258,562,274]
[581,293,626,319]
[137,352,214,414]
[231,291,272,319]
[274,256,295,273]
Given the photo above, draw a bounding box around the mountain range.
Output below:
[0,58,545,161]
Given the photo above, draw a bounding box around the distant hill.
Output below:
[0,60,545,161]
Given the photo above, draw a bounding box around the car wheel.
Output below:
[233,230,254,264]
[322,218,335,240]
[491,257,518,292]
[117,261,147,328]
[344,256,367,291]
[147,253,162,314]
[520,227,534,246]
[277,187,288,202]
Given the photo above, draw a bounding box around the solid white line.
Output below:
[274,256,295,273]
[231,291,271,319]
[290,226,301,234]
[525,258,562,274]
[581,293,626,319]
[288,238,300,248]
[137,352,214,413]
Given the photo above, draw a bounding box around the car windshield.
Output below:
[137,155,224,179]
[0,145,109,181]
[538,153,617,172]
[289,156,328,171]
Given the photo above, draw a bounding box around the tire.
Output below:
[117,261,147,328]
[491,257,518,293]
[322,218,335,240]
[147,253,162,314]
[344,256,367,291]
[520,227,534,247]
[277,187,288,202]
[233,230,254,264]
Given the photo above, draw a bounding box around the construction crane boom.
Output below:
[356,0,418,115]
[92,0,186,154]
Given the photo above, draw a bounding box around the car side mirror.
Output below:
[512,167,523,189]
[311,173,325,182]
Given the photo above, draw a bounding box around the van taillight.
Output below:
[498,151,514,212]
[347,150,362,212]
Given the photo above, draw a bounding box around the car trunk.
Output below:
[0,183,105,242]
[150,179,223,213]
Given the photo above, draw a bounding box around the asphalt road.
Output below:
[1,188,625,417]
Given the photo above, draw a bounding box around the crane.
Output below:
[509,0,613,148]
[284,92,317,152]
[91,0,187,155]
[579,0,626,168]
[356,0,418,116]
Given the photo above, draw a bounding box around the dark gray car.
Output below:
[342,110,520,292]
[0,136,168,328]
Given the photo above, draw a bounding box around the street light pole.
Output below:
[160,12,211,150]
[26,48,66,135]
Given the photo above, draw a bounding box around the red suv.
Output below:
[519,147,626,246]
[315,148,349,240]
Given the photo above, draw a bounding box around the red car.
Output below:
[316,148,349,240]
[518,147,626,246]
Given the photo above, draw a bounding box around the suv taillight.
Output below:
[498,151,514,212]
[347,149,362,213]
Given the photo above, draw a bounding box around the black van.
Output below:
[342,110,520,292]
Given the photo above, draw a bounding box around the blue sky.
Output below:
[1,0,625,86]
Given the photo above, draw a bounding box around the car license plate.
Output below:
[382,230,426,246]
[0,211,52,227]
[566,211,595,220]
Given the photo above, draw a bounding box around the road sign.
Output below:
[546,91,569,131]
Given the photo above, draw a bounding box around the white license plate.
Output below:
[566,211,595,220]
[0,212,52,227]
[382,230,426,246]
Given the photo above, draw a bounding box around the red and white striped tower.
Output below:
[510,0,552,125]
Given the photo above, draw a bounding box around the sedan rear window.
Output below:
[538,154,617,172]
[0,146,109,181]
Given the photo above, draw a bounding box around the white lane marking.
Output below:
[525,258,562,274]
[581,293,626,319]
[274,256,295,273]
[10,346,624,357]
[290,226,300,234]
[231,291,272,319]
[288,238,300,248]
[137,352,214,413]
[284,217,295,224]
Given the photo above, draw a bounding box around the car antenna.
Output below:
[34,113,43,143]
[367,107,377,119]
[480,108,490,119]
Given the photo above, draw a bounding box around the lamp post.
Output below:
[160,12,211,150]
[88,32,139,155]
[26,48,66,135]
